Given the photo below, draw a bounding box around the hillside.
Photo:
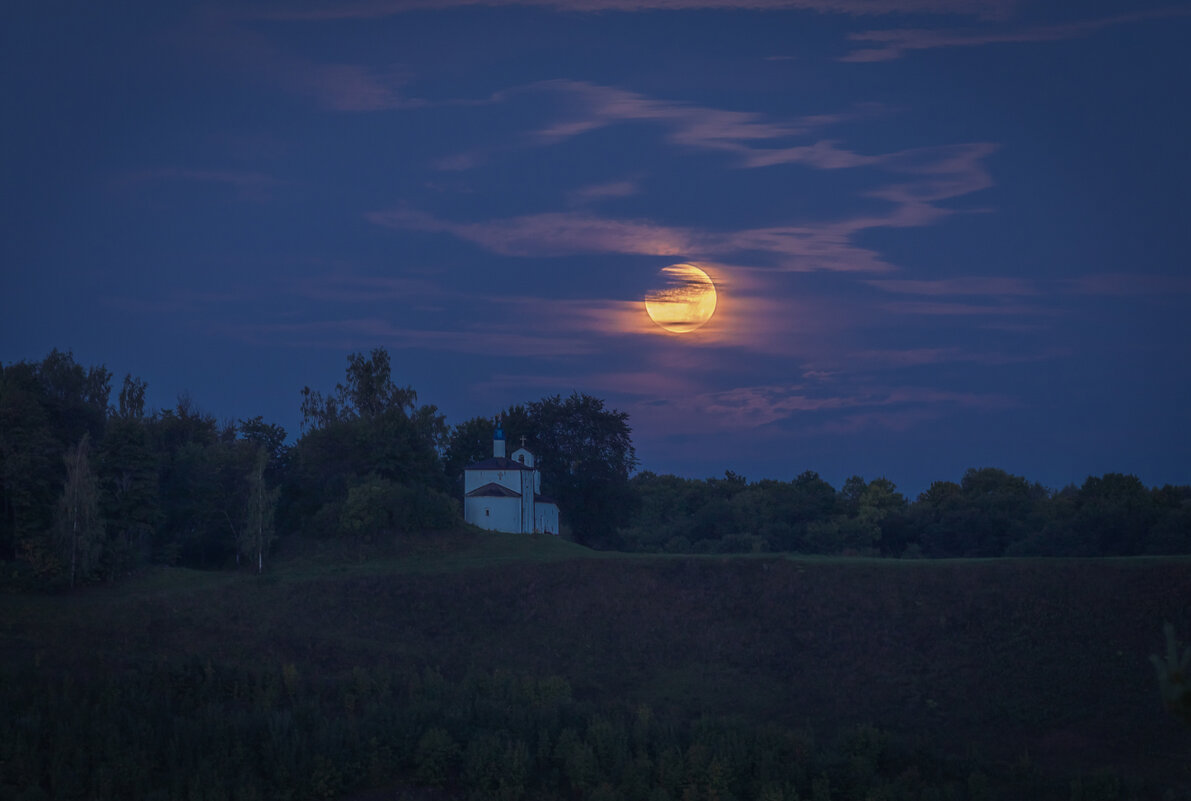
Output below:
[3,534,1190,795]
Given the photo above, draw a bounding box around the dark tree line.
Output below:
[622,467,1191,558]
[3,347,1188,588]
[0,348,640,586]
[0,351,292,585]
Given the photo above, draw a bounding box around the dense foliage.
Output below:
[621,467,1191,558]
[0,659,1154,801]
[2,348,1189,589]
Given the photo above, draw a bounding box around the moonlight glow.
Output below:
[644,263,718,333]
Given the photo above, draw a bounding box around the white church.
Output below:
[463,428,560,535]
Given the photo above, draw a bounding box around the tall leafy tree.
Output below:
[151,397,223,564]
[1146,484,1191,555]
[524,393,637,548]
[0,353,110,573]
[115,373,147,420]
[36,349,110,446]
[98,377,160,576]
[1074,473,1156,556]
[299,347,417,432]
[287,349,449,537]
[54,433,104,588]
[238,416,289,475]
[0,362,59,564]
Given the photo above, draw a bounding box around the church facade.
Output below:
[463,428,560,535]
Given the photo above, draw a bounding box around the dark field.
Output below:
[3,534,1189,798]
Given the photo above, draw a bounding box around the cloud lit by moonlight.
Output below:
[644,263,718,333]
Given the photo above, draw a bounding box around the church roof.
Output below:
[464,456,534,471]
[466,482,522,498]
[535,494,558,506]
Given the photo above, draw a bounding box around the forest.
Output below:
[2,347,1190,589]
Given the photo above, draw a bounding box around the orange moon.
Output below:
[644,263,718,333]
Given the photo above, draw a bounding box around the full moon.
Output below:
[644,263,718,333]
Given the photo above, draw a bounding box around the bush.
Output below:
[338,476,461,538]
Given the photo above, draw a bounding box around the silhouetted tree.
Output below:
[1074,473,1156,556]
[524,393,637,548]
[98,414,159,577]
[299,348,417,432]
[36,350,110,444]
[286,349,450,538]
[1146,484,1191,554]
[115,373,147,420]
[0,353,111,573]
[238,416,289,475]
[54,433,104,588]
[0,362,59,565]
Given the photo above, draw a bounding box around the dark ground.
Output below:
[3,535,1189,789]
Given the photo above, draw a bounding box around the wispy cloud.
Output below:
[195,18,414,111]
[568,179,640,205]
[223,317,595,357]
[368,208,691,258]
[867,276,1039,296]
[529,80,868,159]
[427,84,995,244]
[869,271,1191,307]
[842,8,1191,62]
[410,82,996,278]
[433,151,489,171]
[740,139,881,169]
[1065,273,1191,297]
[881,300,1051,316]
[428,82,884,175]
[295,63,414,111]
[627,381,1016,435]
[846,346,1067,368]
[367,207,902,272]
[369,136,995,270]
[238,0,1015,22]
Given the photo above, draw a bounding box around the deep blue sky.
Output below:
[4,0,1190,496]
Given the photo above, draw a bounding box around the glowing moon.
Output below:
[644,263,718,333]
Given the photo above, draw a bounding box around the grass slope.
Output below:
[2,532,1189,787]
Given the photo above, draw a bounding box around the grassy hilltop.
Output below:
[3,533,1190,798]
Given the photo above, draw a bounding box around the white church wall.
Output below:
[465,496,521,533]
[520,471,534,533]
[463,436,559,535]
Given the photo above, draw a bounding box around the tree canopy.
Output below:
[1,346,1189,588]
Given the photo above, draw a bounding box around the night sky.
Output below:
[4,0,1190,495]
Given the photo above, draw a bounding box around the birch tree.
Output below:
[54,433,103,588]
[241,447,278,573]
